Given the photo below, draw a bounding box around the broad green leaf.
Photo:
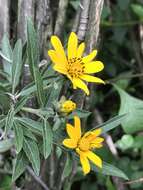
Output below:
[12,151,29,181]
[12,39,22,93]
[27,19,45,106]
[115,85,143,133]
[23,137,40,176]
[92,161,129,180]
[42,119,53,159]
[0,139,14,153]
[68,109,91,119]
[5,106,15,134]
[1,34,13,81]
[15,117,42,135]
[13,121,24,153]
[116,134,134,151]
[62,154,72,180]
[91,114,126,133]
[131,4,143,19]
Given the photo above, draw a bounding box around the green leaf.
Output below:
[116,134,134,151]
[14,96,29,113]
[0,139,14,153]
[0,116,6,128]
[12,39,23,93]
[13,121,24,153]
[92,161,129,180]
[27,19,39,77]
[27,19,45,106]
[5,106,15,134]
[1,34,13,81]
[92,114,127,133]
[42,119,53,159]
[23,128,37,142]
[23,137,40,176]
[33,67,45,107]
[62,154,72,180]
[15,117,42,135]
[131,4,143,19]
[12,151,29,181]
[68,109,91,119]
[74,152,128,180]
[0,175,12,189]
[106,177,116,190]
[114,85,143,133]
[46,80,63,107]
[18,77,53,97]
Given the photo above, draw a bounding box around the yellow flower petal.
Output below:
[53,64,67,75]
[66,123,79,141]
[51,35,67,65]
[77,43,85,58]
[92,137,104,144]
[74,116,81,139]
[92,128,102,137]
[80,75,105,84]
[79,152,90,175]
[86,151,102,168]
[48,50,58,64]
[63,139,77,149]
[90,137,104,149]
[73,78,89,95]
[68,32,78,59]
[90,143,103,149]
[84,61,104,74]
[82,50,97,63]
[83,128,103,142]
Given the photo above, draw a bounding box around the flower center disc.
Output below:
[78,138,90,152]
[67,57,84,78]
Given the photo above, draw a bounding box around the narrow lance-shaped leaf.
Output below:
[62,154,72,180]
[12,151,29,182]
[46,80,64,107]
[5,106,15,135]
[91,161,129,180]
[23,137,40,176]
[12,39,23,94]
[42,119,53,159]
[13,121,24,153]
[15,117,42,135]
[74,152,128,180]
[27,19,45,106]
[14,96,29,113]
[33,67,45,107]
[1,34,13,81]
[92,114,127,134]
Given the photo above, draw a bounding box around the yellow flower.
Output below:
[63,116,104,175]
[61,100,76,114]
[48,32,104,95]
